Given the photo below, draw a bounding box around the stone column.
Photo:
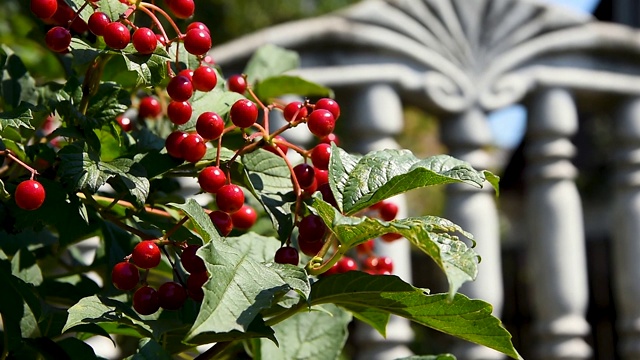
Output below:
[524,88,591,360]
[347,84,415,360]
[612,98,640,360]
[441,107,505,360]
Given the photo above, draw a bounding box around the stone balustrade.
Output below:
[210,0,640,359]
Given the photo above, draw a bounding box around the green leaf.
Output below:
[0,44,38,109]
[167,199,221,243]
[56,337,99,360]
[125,338,173,360]
[121,46,171,86]
[395,356,456,360]
[244,45,300,84]
[89,0,128,22]
[0,105,33,131]
[254,75,334,101]
[185,239,310,342]
[329,144,499,215]
[309,272,521,360]
[313,197,477,298]
[177,87,244,132]
[102,158,150,206]
[11,249,43,286]
[242,149,297,241]
[226,233,284,263]
[0,178,10,200]
[339,304,389,336]
[258,304,350,360]
[85,81,130,126]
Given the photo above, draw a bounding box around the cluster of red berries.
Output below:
[112,241,209,315]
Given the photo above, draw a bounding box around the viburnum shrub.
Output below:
[0,0,521,359]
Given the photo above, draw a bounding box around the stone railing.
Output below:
[209,0,640,359]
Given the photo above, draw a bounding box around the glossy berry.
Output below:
[156,33,168,46]
[196,111,224,140]
[297,214,327,256]
[293,163,315,189]
[307,109,336,138]
[131,240,161,269]
[227,74,247,94]
[178,68,194,81]
[314,98,341,119]
[187,271,209,301]
[320,133,340,145]
[132,27,157,54]
[381,233,403,242]
[318,183,338,208]
[167,101,192,125]
[168,0,195,19]
[283,101,308,122]
[216,184,245,214]
[103,22,130,50]
[158,282,188,310]
[263,135,288,156]
[337,256,358,273]
[179,133,207,163]
[274,246,299,266]
[15,179,46,210]
[315,168,329,186]
[133,286,159,315]
[31,0,57,19]
[165,130,189,158]
[230,204,257,230]
[111,261,139,291]
[116,116,132,132]
[378,201,399,221]
[209,210,233,236]
[45,27,71,53]
[88,12,110,36]
[192,66,218,91]
[187,22,210,34]
[323,262,340,276]
[180,245,206,274]
[376,256,394,273]
[138,96,161,119]
[184,28,212,56]
[167,75,194,102]
[311,143,331,170]
[356,239,375,255]
[301,178,317,197]
[198,166,226,193]
[230,99,258,128]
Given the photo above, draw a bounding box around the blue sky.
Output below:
[488,0,600,148]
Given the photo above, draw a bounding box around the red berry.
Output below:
[301,178,317,197]
[133,286,159,315]
[156,33,167,46]
[179,133,207,163]
[116,115,132,132]
[167,75,194,102]
[209,210,233,236]
[111,261,139,291]
[320,133,340,146]
[274,246,299,266]
[132,27,157,54]
[376,256,394,273]
[307,109,336,138]
[184,28,211,56]
[315,168,329,186]
[196,111,224,140]
[293,163,315,189]
[165,130,188,159]
[230,204,257,230]
[138,96,161,119]
[168,0,195,19]
[215,184,245,214]
[167,101,192,125]
[192,66,218,92]
[311,143,331,170]
[356,239,375,255]
[15,179,46,210]
[178,68,194,81]
[230,99,258,128]
[378,201,399,221]
[131,240,161,269]
[186,21,210,34]
[314,98,341,119]
[180,245,206,274]
[103,22,130,50]
[323,262,340,276]
[45,26,71,53]
[318,183,338,208]
[263,135,288,156]
[158,282,188,310]
[381,233,403,242]
[31,0,57,19]
[283,101,308,122]
[297,214,327,256]
[337,256,358,273]
[187,271,209,301]
[198,166,226,194]
[88,12,110,36]
[227,74,247,94]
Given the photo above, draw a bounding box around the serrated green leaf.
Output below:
[329,144,499,215]
[125,338,173,360]
[90,0,128,22]
[102,158,150,206]
[313,197,477,298]
[0,105,33,131]
[309,272,521,360]
[339,304,389,336]
[121,47,171,86]
[167,41,200,73]
[244,45,300,84]
[167,199,221,243]
[254,75,334,101]
[86,81,130,126]
[64,0,97,22]
[177,87,244,132]
[226,233,283,263]
[242,149,296,241]
[0,44,38,109]
[69,39,102,68]
[258,304,350,360]
[185,239,310,341]
[11,249,43,286]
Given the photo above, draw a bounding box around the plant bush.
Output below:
[0,0,521,359]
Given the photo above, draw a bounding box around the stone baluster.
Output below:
[441,107,505,360]
[524,88,591,360]
[612,98,640,360]
[345,84,415,360]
